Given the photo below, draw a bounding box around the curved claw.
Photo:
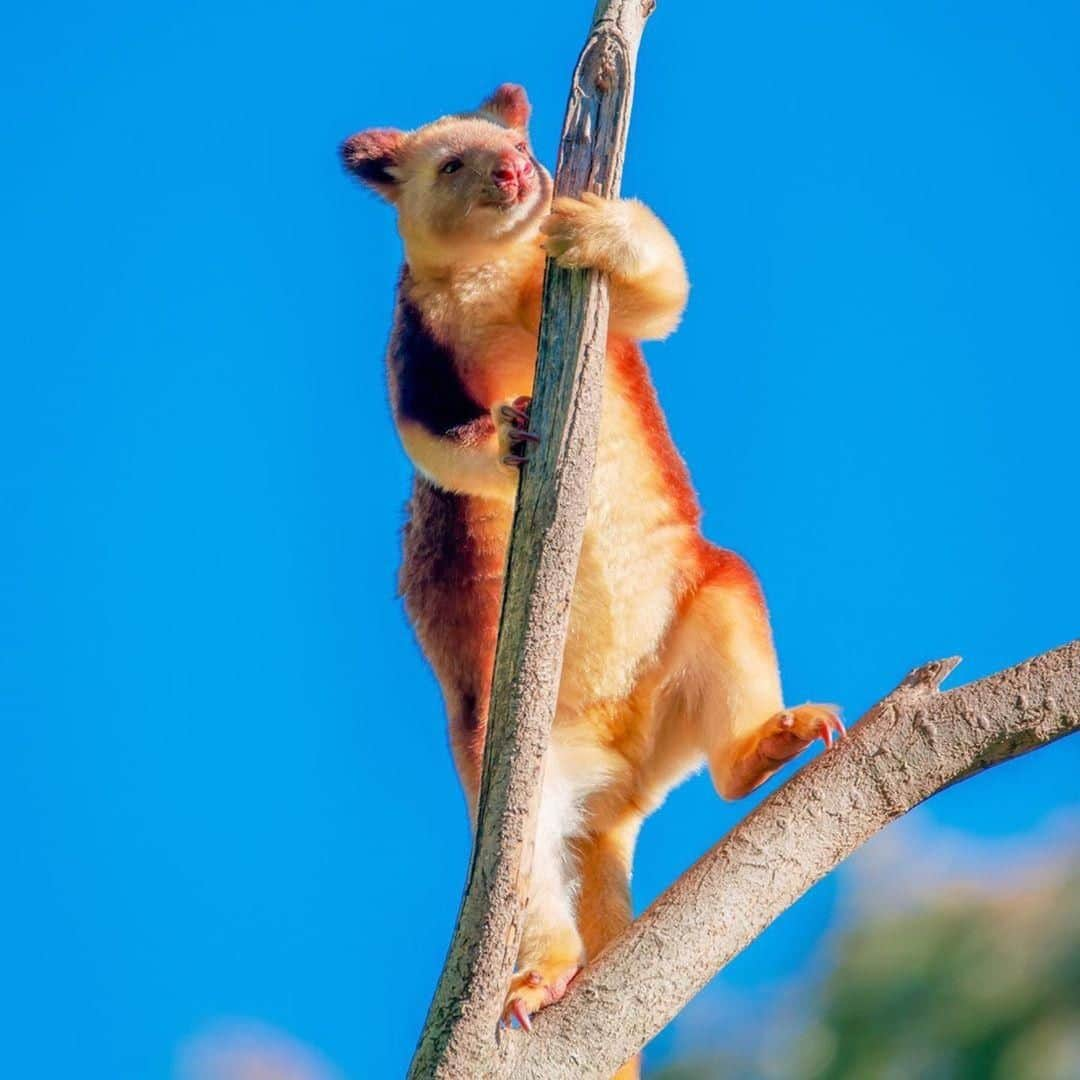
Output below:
[500,404,529,426]
[508,427,540,443]
[502,453,528,466]
[511,999,532,1032]
[820,708,846,750]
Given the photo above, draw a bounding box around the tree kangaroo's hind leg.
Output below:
[672,547,843,800]
[502,743,585,1030]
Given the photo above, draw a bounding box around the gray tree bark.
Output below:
[407,2,654,1076]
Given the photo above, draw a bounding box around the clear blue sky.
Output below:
[3,2,1078,1077]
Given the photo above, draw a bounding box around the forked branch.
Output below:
[405,1,1078,1075]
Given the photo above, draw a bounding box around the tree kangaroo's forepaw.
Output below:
[495,395,538,467]
[540,193,640,276]
[758,703,845,763]
[502,958,580,1032]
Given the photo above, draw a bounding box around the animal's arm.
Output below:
[541,194,689,340]
[389,293,523,500]
[396,412,519,501]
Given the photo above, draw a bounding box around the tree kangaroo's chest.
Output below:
[418,294,695,709]
[557,376,690,710]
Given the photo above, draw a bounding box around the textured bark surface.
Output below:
[496,641,1080,1077]
[406,3,653,1076]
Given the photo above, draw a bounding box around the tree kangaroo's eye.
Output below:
[515,142,528,153]
[440,158,463,175]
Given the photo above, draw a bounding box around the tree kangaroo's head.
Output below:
[341,84,551,263]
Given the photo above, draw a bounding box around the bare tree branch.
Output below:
[403,4,1077,1078]
[494,640,1080,1078]
[407,3,654,1076]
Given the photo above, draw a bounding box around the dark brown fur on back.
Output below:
[399,477,507,789]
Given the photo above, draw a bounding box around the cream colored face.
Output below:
[341,85,551,258]
[391,117,551,248]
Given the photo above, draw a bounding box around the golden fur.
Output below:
[342,84,841,1067]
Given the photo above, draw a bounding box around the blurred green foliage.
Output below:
[653,869,1079,1080]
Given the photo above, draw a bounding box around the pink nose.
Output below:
[492,153,533,187]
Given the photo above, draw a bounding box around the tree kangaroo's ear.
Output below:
[478,84,531,132]
[340,128,407,202]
